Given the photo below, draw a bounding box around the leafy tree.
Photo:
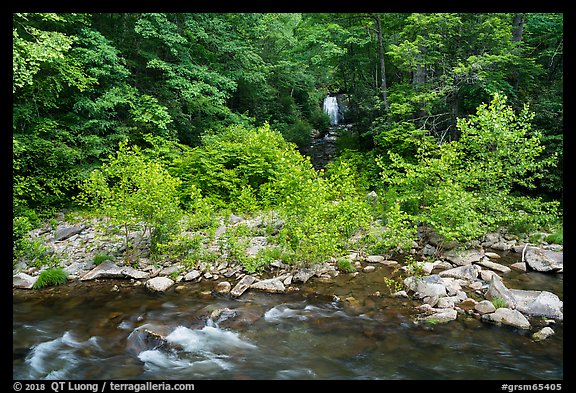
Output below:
[75,141,183,261]
[378,93,559,242]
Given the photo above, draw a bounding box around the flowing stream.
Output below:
[13,252,562,380]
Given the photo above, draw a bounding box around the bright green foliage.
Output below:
[32,267,68,289]
[325,150,382,193]
[366,200,418,254]
[379,94,559,243]
[277,161,373,263]
[75,141,183,260]
[171,123,311,211]
[490,297,508,309]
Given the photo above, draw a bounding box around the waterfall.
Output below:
[323,96,339,126]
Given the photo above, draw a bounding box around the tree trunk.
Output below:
[511,13,525,92]
[512,13,525,43]
[374,14,390,111]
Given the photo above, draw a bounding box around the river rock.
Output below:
[159,265,181,276]
[230,275,256,297]
[215,281,232,294]
[250,278,286,293]
[490,240,516,251]
[145,277,174,292]
[480,270,501,283]
[363,265,376,273]
[484,275,517,308]
[404,275,447,299]
[457,298,478,312]
[481,308,531,329]
[510,262,527,272]
[293,268,315,283]
[509,289,563,320]
[422,244,437,257]
[184,270,201,281]
[524,248,563,273]
[474,300,497,315]
[80,261,149,281]
[443,249,483,266]
[418,308,458,324]
[365,255,386,263]
[126,327,168,356]
[438,264,480,281]
[532,327,555,341]
[476,258,511,274]
[13,272,38,289]
[436,296,455,309]
[481,232,501,248]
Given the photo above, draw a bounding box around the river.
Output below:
[13,252,562,380]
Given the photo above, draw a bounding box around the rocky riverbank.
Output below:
[13,212,563,342]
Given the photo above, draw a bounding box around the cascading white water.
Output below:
[322,96,339,126]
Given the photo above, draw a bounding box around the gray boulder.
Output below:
[250,278,286,293]
[484,275,517,309]
[292,268,316,284]
[443,249,483,266]
[404,274,447,299]
[417,308,458,324]
[183,270,201,281]
[474,300,497,315]
[509,289,563,320]
[54,225,85,241]
[481,308,531,329]
[524,248,563,273]
[476,258,511,274]
[145,277,174,292]
[438,264,480,281]
[13,272,38,289]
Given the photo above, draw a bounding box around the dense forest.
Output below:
[13,12,563,270]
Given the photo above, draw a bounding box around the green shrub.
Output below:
[336,257,356,273]
[171,123,312,212]
[93,253,114,265]
[33,267,68,289]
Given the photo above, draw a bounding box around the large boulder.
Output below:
[481,308,531,329]
[404,275,448,299]
[54,225,85,241]
[524,248,563,273]
[250,278,286,293]
[509,289,563,320]
[484,275,517,309]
